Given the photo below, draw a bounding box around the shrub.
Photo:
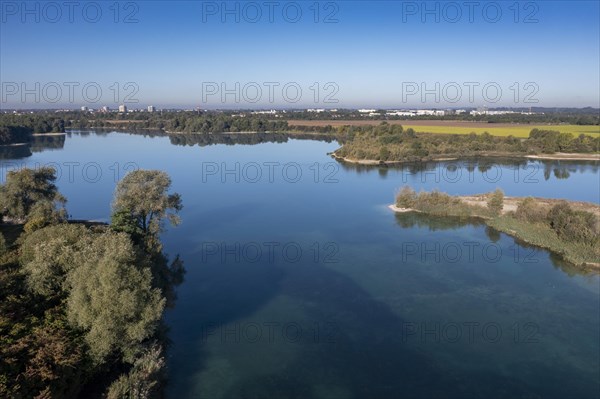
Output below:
[396,186,417,208]
[487,189,504,216]
[547,202,598,244]
[379,147,391,161]
[514,197,547,223]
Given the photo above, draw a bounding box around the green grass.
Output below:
[402,124,600,138]
[487,216,600,267]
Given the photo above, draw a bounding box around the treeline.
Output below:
[0,113,66,134]
[67,111,290,133]
[0,113,67,145]
[0,112,292,139]
[281,109,600,125]
[0,168,183,397]
[0,125,33,145]
[335,123,600,162]
[395,188,600,266]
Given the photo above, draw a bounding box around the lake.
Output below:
[2,131,599,398]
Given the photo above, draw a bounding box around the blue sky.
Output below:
[1,1,599,109]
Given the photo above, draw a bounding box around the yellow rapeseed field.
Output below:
[403,124,600,138]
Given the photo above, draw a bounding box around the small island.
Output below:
[391,187,600,269]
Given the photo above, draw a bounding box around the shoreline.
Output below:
[388,195,600,270]
[524,153,600,161]
[332,151,600,165]
[0,142,28,147]
[32,132,67,136]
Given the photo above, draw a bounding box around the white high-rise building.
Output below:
[148,105,156,112]
[119,105,127,113]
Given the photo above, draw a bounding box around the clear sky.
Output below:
[1,0,599,109]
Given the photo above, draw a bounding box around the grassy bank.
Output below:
[393,188,600,268]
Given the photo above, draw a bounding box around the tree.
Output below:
[106,343,165,399]
[111,208,144,241]
[396,186,417,208]
[0,167,66,224]
[24,200,67,233]
[112,170,182,237]
[20,224,91,298]
[66,231,165,363]
[487,189,504,216]
[547,202,598,244]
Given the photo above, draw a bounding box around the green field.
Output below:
[403,124,600,138]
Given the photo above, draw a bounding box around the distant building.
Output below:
[119,105,127,113]
[251,110,277,115]
[416,110,435,116]
[358,109,376,113]
[81,106,88,111]
[148,105,155,112]
[387,111,415,117]
[101,106,110,113]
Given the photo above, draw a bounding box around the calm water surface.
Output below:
[2,131,599,398]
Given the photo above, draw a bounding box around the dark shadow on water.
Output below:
[0,144,32,159]
[394,212,597,278]
[0,135,65,160]
[206,259,591,399]
[394,211,486,232]
[169,209,598,398]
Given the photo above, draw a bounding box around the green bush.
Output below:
[396,186,417,208]
[514,197,548,223]
[487,189,504,216]
[547,202,598,245]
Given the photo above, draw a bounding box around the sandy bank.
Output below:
[332,151,598,165]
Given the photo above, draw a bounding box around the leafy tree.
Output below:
[547,202,598,244]
[66,231,165,363]
[396,186,417,208]
[24,201,67,233]
[111,208,144,241]
[20,224,91,298]
[112,170,182,237]
[0,167,66,224]
[487,189,504,216]
[106,344,165,399]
